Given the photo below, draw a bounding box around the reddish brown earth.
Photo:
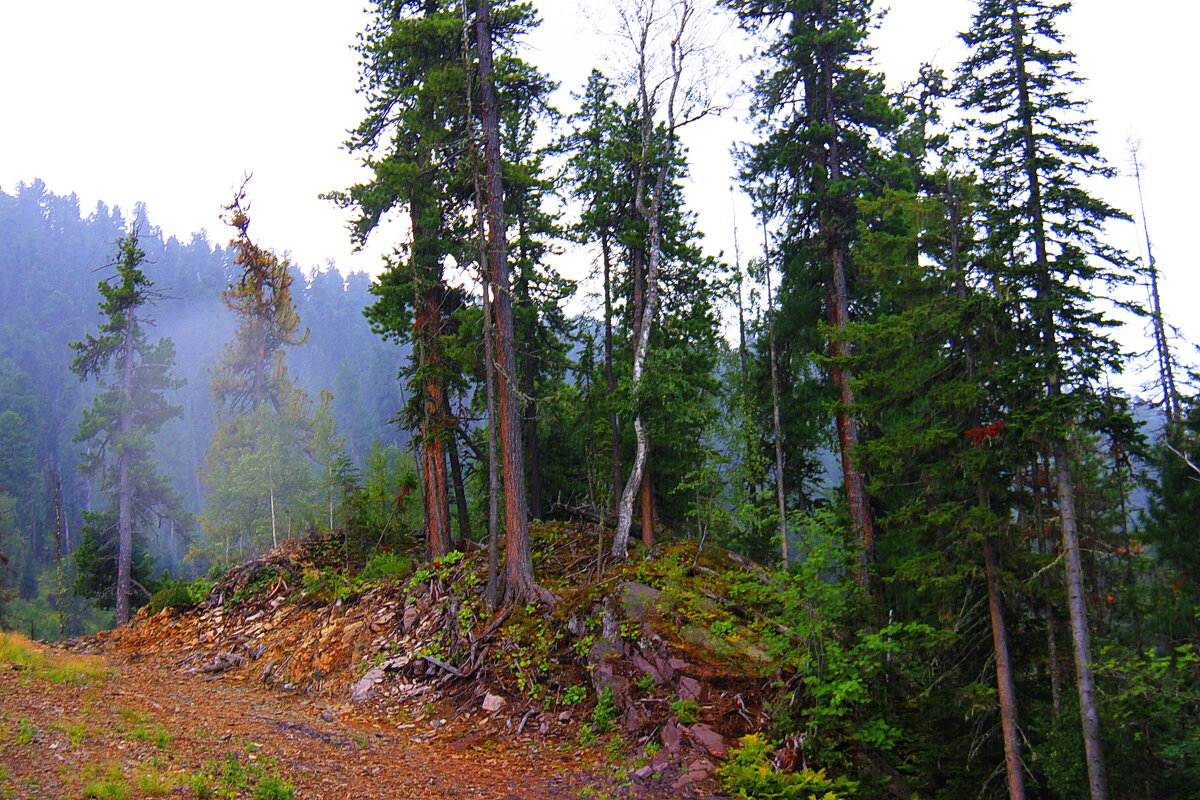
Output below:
[0,638,691,800]
[1,636,724,799]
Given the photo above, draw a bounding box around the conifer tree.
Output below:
[957,2,1139,796]
[725,0,896,584]
[70,230,185,624]
[204,190,315,558]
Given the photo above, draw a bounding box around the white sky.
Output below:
[1,1,1196,389]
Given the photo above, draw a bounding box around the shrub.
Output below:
[717,734,857,800]
[360,550,413,583]
[145,578,213,614]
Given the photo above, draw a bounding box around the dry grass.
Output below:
[0,631,108,685]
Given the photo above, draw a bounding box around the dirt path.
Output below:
[0,644,637,799]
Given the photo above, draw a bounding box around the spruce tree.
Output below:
[957,2,1139,797]
[69,230,185,624]
[724,0,896,584]
[204,190,315,559]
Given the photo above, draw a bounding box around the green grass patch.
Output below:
[0,632,107,685]
[128,724,172,749]
[80,766,130,800]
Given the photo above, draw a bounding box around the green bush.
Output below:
[360,550,412,582]
[717,734,857,799]
[145,578,212,614]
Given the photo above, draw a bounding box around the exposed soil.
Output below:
[1,639,707,799]
[2,533,786,799]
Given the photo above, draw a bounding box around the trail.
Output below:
[1,644,604,799]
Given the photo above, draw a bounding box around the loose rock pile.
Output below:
[74,532,785,795]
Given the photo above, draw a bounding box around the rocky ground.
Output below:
[2,530,786,799]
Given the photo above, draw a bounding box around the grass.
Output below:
[14,719,36,745]
[50,720,90,746]
[128,724,172,749]
[0,632,107,686]
[80,766,130,800]
[135,769,174,795]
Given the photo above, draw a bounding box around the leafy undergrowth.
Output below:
[42,524,887,798]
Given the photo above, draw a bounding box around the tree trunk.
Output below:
[411,185,453,560]
[1130,146,1180,423]
[482,273,502,608]
[764,232,788,566]
[52,467,67,638]
[984,534,1027,800]
[115,312,136,625]
[640,467,655,548]
[1055,446,1108,800]
[475,1,537,603]
[515,217,543,520]
[442,394,473,542]
[813,15,873,583]
[601,232,622,512]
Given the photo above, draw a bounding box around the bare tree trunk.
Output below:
[442,394,473,542]
[1130,144,1180,423]
[115,314,135,625]
[475,1,537,603]
[1055,446,1108,800]
[984,534,1027,800]
[763,225,788,566]
[613,0,695,561]
[602,232,622,512]
[52,467,67,638]
[477,219,501,606]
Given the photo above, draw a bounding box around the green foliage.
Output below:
[359,550,413,583]
[717,733,856,800]
[346,443,421,553]
[590,687,618,736]
[250,776,295,800]
[669,699,700,725]
[145,577,213,614]
[562,685,588,705]
[14,719,36,745]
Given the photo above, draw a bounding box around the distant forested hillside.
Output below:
[0,180,406,635]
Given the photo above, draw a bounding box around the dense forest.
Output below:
[1,0,1197,798]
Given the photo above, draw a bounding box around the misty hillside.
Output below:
[0,181,409,635]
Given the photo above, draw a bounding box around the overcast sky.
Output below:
[1,1,1195,388]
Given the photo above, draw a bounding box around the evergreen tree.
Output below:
[957,2,1140,796]
[725,0,897,583]
[203,190,315,561]
[69,230,185,624]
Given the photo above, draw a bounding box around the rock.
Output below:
[662,718,683,754]
[621,704,647,733]
[590,658,629,700]
[402,603,420,633]
[687,725,726,758]
[558,711,571,722]
[349,666,385,703]
[619,581,662,619]
[631,652,665,684]
[482,692,506,712]
[633,765,655,780]
[677,676,702,701]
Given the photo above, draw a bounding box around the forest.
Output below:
[1,1,1197,799]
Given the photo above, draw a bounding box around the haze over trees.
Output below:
[1,0,1197,797]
